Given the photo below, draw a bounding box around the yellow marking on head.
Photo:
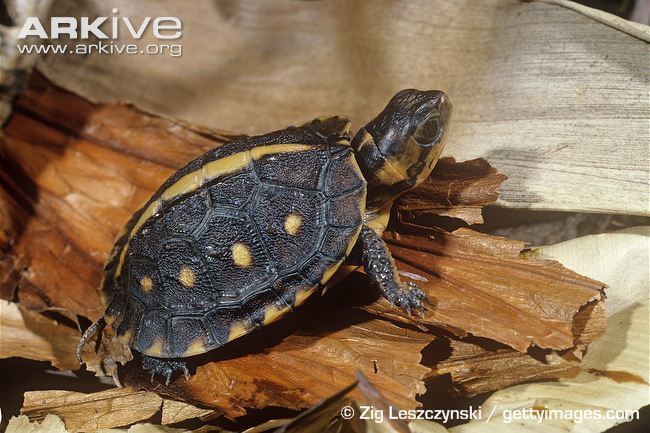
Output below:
[231,243,253,267]
[375,160,406,186]
[144,337,164,356]
[178,266,196,288]
[263,304,291,325]
[295,285,318,306]
[116,144,316,277]
[228,323,250,342]
[184,338,207,357]
[284,213,303,236]
[104,315,117,326]
[117,329,133,345]
[320,260,344,285]
[140,276,154,292]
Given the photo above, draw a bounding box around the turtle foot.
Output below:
[141,355,190,385]
[390,281,429,316]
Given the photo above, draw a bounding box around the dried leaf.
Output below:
[270,379,357,433]
[0,300,79,370]
[6,415,228,433]
[531,0,650,41]
[447,229,650,432]
[395,158,507,225]
[80,323,133,383]
[98,425,226,433]
[6,415,68,433]
[354,372,411,433]
[425,336,582,398]
[449,301,649,432]
[242,421,289,433]
[160,399,219,426]
[19,386,220,430]
[243,371,447,433]
[21,388,163,432]
[0,0,54,124]
[526,226,650,315]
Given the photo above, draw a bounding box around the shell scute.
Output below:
[252,185,323,272]
[254,146,328,190]
[195,213,274,302]
[207,170,257,209]
[158,238,215,310]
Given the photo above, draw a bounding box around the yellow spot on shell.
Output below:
[228,323,249,342]
[178,266,195,288]
[231,243,252,267]
[184,338,207,356]
[144,337,164,356]
[140,276,153,292]
[284,213,302,236]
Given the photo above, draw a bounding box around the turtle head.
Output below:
[353,89,452,214]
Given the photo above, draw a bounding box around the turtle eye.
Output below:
[413,113,443,147]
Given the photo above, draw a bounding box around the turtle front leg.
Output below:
[358,225,427,314]
[141,355,190,385]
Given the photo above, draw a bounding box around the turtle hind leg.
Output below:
[358,225,427,314]
[141,355,190,385]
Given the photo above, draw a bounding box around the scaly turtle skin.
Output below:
[78,89,452,384]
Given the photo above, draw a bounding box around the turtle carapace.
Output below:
[78,89,452,383]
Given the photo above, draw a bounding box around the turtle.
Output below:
[77,89,452,383]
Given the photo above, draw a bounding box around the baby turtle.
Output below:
[78,89,452,383]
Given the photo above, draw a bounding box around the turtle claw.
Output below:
[392,281,428,316]
[141,355,190,385]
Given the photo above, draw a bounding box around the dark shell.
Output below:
[102,117,366,358]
